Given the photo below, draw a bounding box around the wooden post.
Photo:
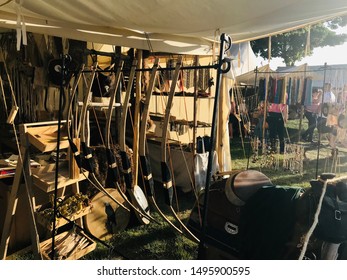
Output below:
[132,50,143,185]
[69,138,80,179]
[0,124,42,259]
[192,55,199,155]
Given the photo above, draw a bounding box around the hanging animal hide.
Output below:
[84,144,134,197]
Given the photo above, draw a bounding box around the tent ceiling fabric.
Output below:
[0,0,347,54]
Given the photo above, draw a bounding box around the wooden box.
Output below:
[40,229,96,260]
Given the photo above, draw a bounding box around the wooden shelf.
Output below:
[36,204,92,231]
[0,157,40,179]
[0,167,15,179]
[31,164,88,193]
[147,136,182,147]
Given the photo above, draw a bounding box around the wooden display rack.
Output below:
[0,121,93,260]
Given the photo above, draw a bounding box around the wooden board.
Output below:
[27,124,69,153]
[84,188,130,240]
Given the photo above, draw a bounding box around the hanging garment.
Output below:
[303,78,313,106]
[297,78,305,104]
[280,77,287,104]
[268,77,277,103]
[294,79,299,104]
[287,77,292,105]
[274,78,283,104]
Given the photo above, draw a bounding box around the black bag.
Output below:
[187,178,244,258]
[302,180,347,244]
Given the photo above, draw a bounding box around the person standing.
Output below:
[318,83,336,133]
[228,99,239,140]
[322,82,336,103]
[317,83,337,147]
[302,89,321,142]
[267,100,288,154]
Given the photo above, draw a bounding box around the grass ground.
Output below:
[11,119,347,260]
[81,119,347,260]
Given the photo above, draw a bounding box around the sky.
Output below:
[256,26,347,69]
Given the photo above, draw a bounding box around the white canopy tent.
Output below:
[234,64,275,89]
[229,41,257,77]
[0,0,346,54]
[0,0,346,190]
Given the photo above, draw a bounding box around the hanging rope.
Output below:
[145,32,154,53]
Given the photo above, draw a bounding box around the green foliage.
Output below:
[251,16,347,66]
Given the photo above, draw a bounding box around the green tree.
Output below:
[251,16,347,66]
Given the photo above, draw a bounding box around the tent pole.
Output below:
[246,66,259,170]
[197,33,231,259]
[315,62,328,179]
[192,56,199,157]
[298,64,308,143]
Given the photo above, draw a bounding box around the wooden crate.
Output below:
[40,229,96,260]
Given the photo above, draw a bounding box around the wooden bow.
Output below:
[138,57,185,234]
[67,61,129,212]
[160,56,199,243]
[119,58,158,225]
[119,60,137,190]
[104,59,157,224]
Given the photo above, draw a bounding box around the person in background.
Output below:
[317,83,336,131]
[335,85,347,147]
[253,101,266,147]
[267,99,288,154]
[302,89,321,143]
[228,97,248,140]
[317,83,337,146]
[322,82,336,104]
[228,99,239,140]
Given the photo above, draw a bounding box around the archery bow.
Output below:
[68,61,130,212]
[104,58,157,224]
[138,57,185,235]
[160,56,199,243]
[119,59,137,188]
[118,58,159,225]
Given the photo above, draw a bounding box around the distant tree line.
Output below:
[251,16,347,66]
